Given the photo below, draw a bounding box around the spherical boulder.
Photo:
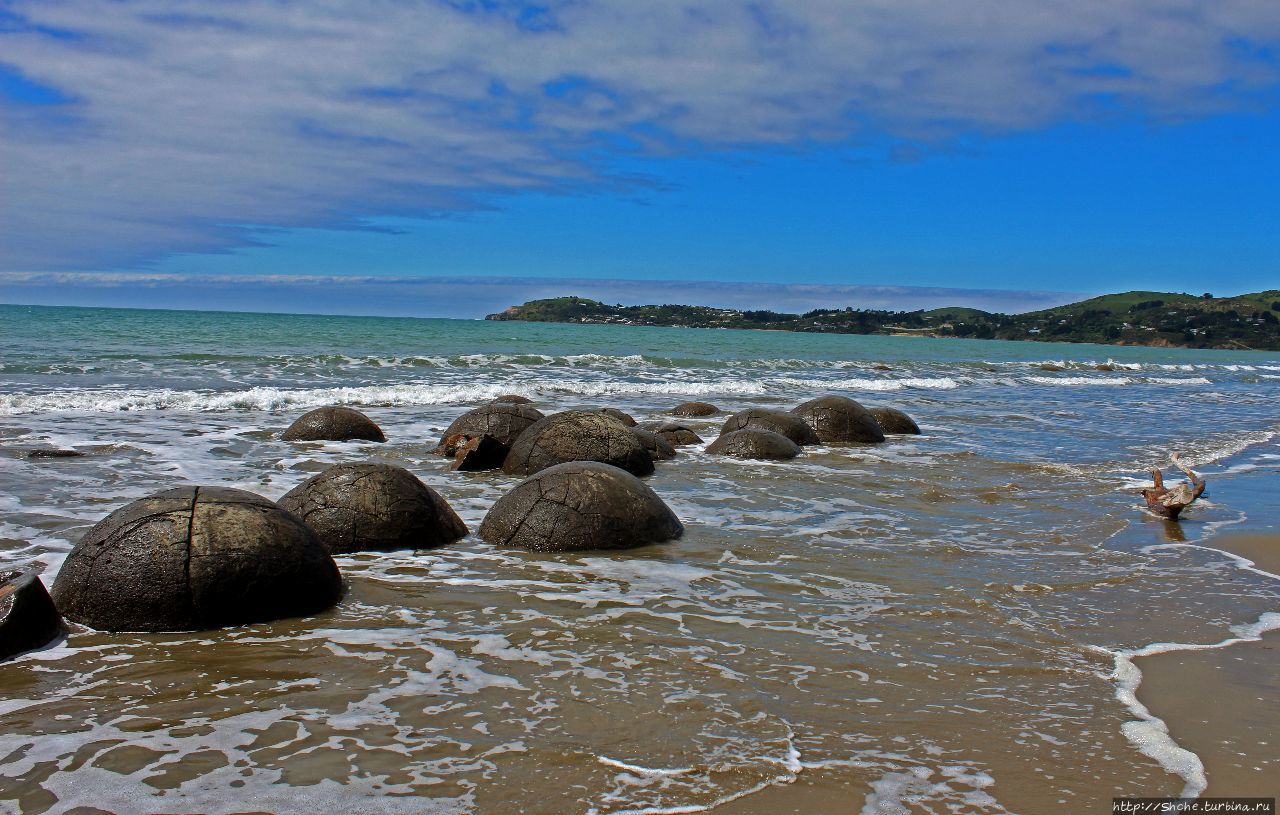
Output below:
[282,406,385,443]
[719,408,820,446]
[279,463,467,554]
[493,394,533,404]
[706,429,800,460]
[502,411,654,477]
[869,406,921,435]
[1,569,63,661]
[595,407,637,426]
[631,428,677,461]
[479,462,683,552]
[791,396,885,443]
[51,487,341,632]
[436,402,544,451]
[653,423,703,446]
[672,401,719,417]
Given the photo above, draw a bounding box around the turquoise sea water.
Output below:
[1,303,1278,813]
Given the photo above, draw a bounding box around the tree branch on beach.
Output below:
[1141,453,1206,520]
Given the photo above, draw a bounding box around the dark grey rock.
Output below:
[492,394,533,404]
[791,395,885,443]
[279,463,467,554]
[479,462,683,552]
[27,449,84,459]
[631,428,677,461]
[654,423,703,446]
[672,401,719,417]
[585,407,637,426]
[0,569,62,661]
[869,407,921,435]
[282,406,386,443]
[437,403,544,451]
[719,408,820,446]
[706,429,801,460]
[51,487,341,632]
[502,411,654,477]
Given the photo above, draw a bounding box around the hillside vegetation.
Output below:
[486,290,1280,350]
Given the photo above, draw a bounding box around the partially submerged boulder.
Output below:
[791,396,885,443]
[502,411,654,477]
[437,403,544,451]
[1,569,63,661]
[706,429,800,460]
[869,406,921,435]
[52,487,341,632]
[282,406,386,443]
[493,394,533,404]
[653,423,702,446]
[720,408,820,446]
[632,428,677,461]
[280,463,467,554]
[479,462,683,552]
[672,401,719,417]
[27,449,84,459]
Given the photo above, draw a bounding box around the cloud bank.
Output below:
[0,272,1083,317]
[2,0,1278,271]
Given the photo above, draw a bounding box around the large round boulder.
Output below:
[1,569,62,661]
[869,406,921,435]
[502,412,654,477]
[51,487,341,632]
[791,396,885,443]
[479,462,683,552]
[282,406,385,443]
[706,429,801,460]
[719,409,820,446]
[653,423,703,446]
[279,463,467,554]
[631,428,677,461]
[492,394,533,404]
[437,403,544,450]
[672,401,719,417]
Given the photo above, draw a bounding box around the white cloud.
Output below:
[1,0,1277,271]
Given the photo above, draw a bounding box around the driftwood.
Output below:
[1141,453,1205,520]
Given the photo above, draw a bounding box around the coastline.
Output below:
[1133,533,1280,798]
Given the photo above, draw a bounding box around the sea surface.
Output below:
[1,303,1278,814]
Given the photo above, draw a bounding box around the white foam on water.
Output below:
[1025,376,1129,386]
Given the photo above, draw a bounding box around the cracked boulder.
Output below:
[435,402,545,471]
[672,401,719,417]
[280,462,467,554]
[719,408,820,446]
[493,394,533,404]
[791,395,885,444]
[1,569,63,661]
[869,407,921,435]
[651,423,703,446]
[502,411,655,477]
[479,462,683,552]
[706,429,800,460]
[595,407,637,427]
[282,406,386,443]
[631,428,677,461]
[51,487,341,632]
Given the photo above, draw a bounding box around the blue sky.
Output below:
[2,1,1278,316]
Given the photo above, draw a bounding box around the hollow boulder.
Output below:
[791,396,885,443]
[1,569,63,661]
[672,401,719,417]
[502,411,654,477]
[51,487,341,632]
[706,429,800,460]
[720,408,820,446]
[479,462,683,552]
[437,403,544,451]
[282,406,386,443]
[631,428,677,461]
[869,407,921,435]
[280,463,467,554]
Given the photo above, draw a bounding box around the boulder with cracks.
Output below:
[282,406,386,443]
[791,396,885,443]
[869,407,921,435]
[502,411,654,477]
[706,429,800,460]
[719,409,820,446]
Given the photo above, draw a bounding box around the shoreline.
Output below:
[1132,533,1280,798]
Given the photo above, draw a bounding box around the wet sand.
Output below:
[1135,533,1280,799]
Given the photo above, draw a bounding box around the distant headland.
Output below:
[487,290,1280,351]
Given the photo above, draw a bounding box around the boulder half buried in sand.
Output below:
[52,487,341,632]
[493,394,533,404]
[502,411,654,477]
[706,429,800,460]
[479,462,683,552]
[791,395,885,443]
[1,569,63,661]
[719,408,820,446]
[631,428,677,461]
[869,407,921,435]
[437,403,544,451]
[280,463,467,553]
[672,401,719,417]
[652,423,703,446]
[282,406,386,443]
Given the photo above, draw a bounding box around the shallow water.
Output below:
[1,304,1278,814]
